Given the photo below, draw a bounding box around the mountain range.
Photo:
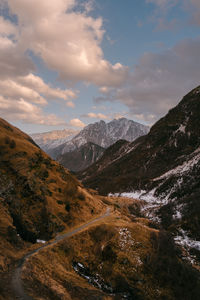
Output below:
[31,118,149,172]
[79,86,200,258]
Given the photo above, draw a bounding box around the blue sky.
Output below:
[0,0,200,133]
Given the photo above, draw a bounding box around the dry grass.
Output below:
[20,209,162,299]
[0,117,106,298]
[20,203,200,300]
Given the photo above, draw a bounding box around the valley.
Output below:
[0,87,200,299]
[1,1,200,299]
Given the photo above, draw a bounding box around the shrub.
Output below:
[57,200,64,205]
[102,243,117,263]
[65,201,71,212]
[9,139,16,149]
[78,192,85,201]
[5,136,11,144]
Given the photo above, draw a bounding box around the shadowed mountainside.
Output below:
[58,142,105,172]
[79,86,200,244]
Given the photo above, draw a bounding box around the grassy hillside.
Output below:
[0,118,104,272]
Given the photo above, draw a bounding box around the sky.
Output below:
[0,0,200,133]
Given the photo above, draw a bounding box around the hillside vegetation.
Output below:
[0,118,104,273]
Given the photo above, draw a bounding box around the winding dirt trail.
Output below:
[11,208,111,300]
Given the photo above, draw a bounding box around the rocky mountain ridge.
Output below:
[57,118,149,156]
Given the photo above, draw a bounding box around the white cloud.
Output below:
[84,112,109,119]
[0,72,77,125]
[5,0,128,87]
[70,118,85,128]
[0,0,128,128]
[0,79,47,105]
[0,96,66,126]
[18,73,77,101]
[0,73,77,106]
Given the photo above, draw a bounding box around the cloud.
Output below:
[97,37,200,124]
[147,0,200,27]
[0,79,47,105]
[0,16,17,36]
[0,15,34,79]
[66,101,75,108]
[0,37,35,79]
[18,73,77,101]
[0,0,128,128]
[99,86,111,93]
[0,73,77,106]
[146,0,180,31]
[5,0,128,87]
[82,112,109,119]
[0,72,77,125]
[0,95,66,126]
[70,118,85,128]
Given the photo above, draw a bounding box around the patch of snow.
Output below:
[36,239,46,244]
[173,204,184,220]
[111,189,161,204]
[110,189,163,222]
[174,229,200,264]
[177,124,186,134]
[174,229,200,251]
[135,256,143,266]
[153,150,200,181]
[119,227,134,250]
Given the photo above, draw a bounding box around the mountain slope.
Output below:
[79,86,200,252]
[49,118,149,159]
[0,118,104,271]
[58,142,105,172]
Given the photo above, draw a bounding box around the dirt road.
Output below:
[11,208,111,300]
